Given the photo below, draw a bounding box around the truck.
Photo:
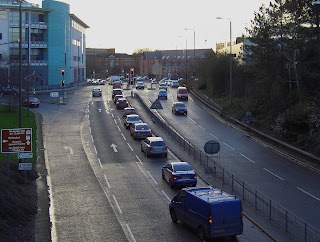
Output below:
[169,187,243,240]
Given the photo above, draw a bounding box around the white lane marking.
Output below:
[94,146,97,154]
[161,190,171,203]
[112,195,122,214]
[240,153,256,163]
[98,158,102,168]
[147,171,158,185]
[199,125,206,130]
[264,168,284,181]
[127,143,133,151]
[121,133,127,140]
[117,125,121,131]
[210,133,219,139]
[223,142,235,150]
[297,187,320,202]
[104,174,111,188]
[89,127,91,133]
[168,149,179,161]
[188,117,196,123]
[111,113,114,118]
[125,224,136,242]
[63,146,73,155]
[91,135,94,142]
[135,155,143,165]
[114,119,117,124]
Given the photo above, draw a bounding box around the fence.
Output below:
[134,92,320,242]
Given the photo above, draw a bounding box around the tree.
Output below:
[132,48,154,55]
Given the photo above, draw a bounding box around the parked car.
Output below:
[159,83,167,90]
[112,88,123,99]
[130,122,152,140]
[172,102,187,115]
[92,87,102,97]
[23,97,40,107]
[162,161,197,188]
[158,90,168,100]
[122,107,137,118]
[169,187,243,240]
[115,97,129,109]
[141,136,168,157]
[135,81,145,89]
[113,94,124,104]
[124,114,142,129]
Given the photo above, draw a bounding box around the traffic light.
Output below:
[61,80,65,87]
[61,69,65,76]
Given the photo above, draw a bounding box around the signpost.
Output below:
[1,128,32,153]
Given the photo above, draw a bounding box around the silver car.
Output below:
[92,87,102,97]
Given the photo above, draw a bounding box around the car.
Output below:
[158,90,168,100]
[113,81,122,89]
[115,97,129,109]
[92,87,102,97]
[124,114,142,129]
[112,88,123,99]
[122,107,137,118]
[162,161,197,188]
[130,122,152,140]
[159,83,167,90]
[167,80,173,86]
[171,80,179,88]
[23,97,40,107]
[172,102,187,115]
[135,81,145,89]
[141,137,168,157]
[113,94,124,104]
[1,86,24,95]
[151,79,158,84]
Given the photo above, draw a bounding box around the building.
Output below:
[0,0,88,89]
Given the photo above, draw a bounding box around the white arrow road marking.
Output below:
[64,146,73,155]
[110,143,118,152]
[98,108,102,112]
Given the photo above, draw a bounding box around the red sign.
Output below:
[1,128,32,153]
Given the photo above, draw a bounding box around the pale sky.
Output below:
[32,0,271,54]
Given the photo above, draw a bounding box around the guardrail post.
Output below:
[222,167,225,184]
[232,174,234,191]
[285,211,288,232]
[255,191,257,210]
[242,182,245,201]
[269,199,272,220]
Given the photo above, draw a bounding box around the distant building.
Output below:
[0,0,89,88]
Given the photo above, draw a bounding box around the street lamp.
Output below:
[217,17,233,105]
[312,1,320,40]
[178,35,187,82]
[185,28,196,79]
[18,0,25,127]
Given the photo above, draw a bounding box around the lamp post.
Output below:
[185,28,196,79]
[18,0,23,127]
[312,1,320,40]
[217,17,233,105]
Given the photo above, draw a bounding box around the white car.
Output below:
[92,87,102,97]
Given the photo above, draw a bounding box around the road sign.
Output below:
[50,91,59,98]
[18,152,33,159]
[1,128,32,153]
[150,99,163,109]
[18,163,33,171]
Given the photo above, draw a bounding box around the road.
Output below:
[33,84,274,241]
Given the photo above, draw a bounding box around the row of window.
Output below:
[9,11,44,24]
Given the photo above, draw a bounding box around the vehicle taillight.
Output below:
[172,176,177,180]
[193,175,197,179]
[147,146,153,150]
[209,215,212,225]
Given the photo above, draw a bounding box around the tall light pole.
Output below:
[217,17,233,105]
[18,0,24,127]
[185,28,196,79]
[312,1,320,40]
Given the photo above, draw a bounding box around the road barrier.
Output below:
[134,92,320,242]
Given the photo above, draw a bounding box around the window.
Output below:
[0,33,2,40]
[0,10,7,20]
[0,54,2,61]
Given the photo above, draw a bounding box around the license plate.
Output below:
[214,229,225,233]
[182,176,189,179]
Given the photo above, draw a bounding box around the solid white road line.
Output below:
[240,153,256,163]
[104,174,111,188]
[89,127,91,133]
[264,168,284,181]
[121,133,126,140]
[161,190,171,203]
[127,143,133,151]
[135,155,143,165]
[91,135,94,142]
[117,125,121,131]
[147,171,158,185]
[297,187,320,202]
[94,146,97,154]
[125,224,136,242]
[114,118,117,124]
[223,142,235,150]
[112,195,123,214]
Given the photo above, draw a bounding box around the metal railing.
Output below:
[134,92,320,242]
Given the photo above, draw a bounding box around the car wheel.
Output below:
[162,170,165,179]
[169,179,174,188]
[196,226,205,240]
[185,111,187,115]
[36,104,39,107]
[170,209,178,223]
[164,153,167,157]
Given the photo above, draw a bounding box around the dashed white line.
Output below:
[91,135,94,142]
[297,187,320,202]
[98,158,102,168]
[89,127,91,133]
[264,168,284,181]
[111,113,114,118]
[104,174,111,188]
[94,146,97,154]
[121,133,127,140]
[210,133,219,139]
[147,171,158,185]
[223,142,235,150]
[117,125,121,131]
[126,224,136,242]
[114,119,117,124]
[161,190,171,203]
[188,117,196,123]
[112,195,122,214]
[199,125,206,130]
[240,153,256,163]
[127,143,133,151]
[135,155,143,165]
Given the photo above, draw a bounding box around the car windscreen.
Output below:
[175,103,185,107]
[151,141,166,146]
[136,125,150,131]
[128,116,140,121]
[178,89,187,94]
[173,164,192,172]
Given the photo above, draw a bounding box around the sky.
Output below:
[31,0,272,54]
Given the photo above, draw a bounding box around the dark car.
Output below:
[124,114,142,129]
[162,162,197,188]
[113,94,124,104]
[115,97,129,109]
[130,122,152,140]
[172,102,187,115]
[135,81,145,89]
[112,88,123,99]
[23,97,40,107]
[1,86,24,96]
[122,107,137,118]
[141,136,168,157]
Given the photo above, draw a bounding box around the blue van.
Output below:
[169,187,243,240]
